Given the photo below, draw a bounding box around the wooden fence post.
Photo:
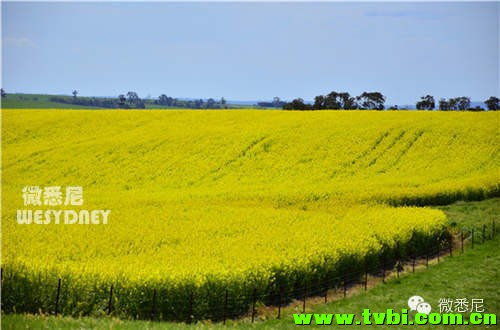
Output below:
[55,278,61,316]
[251,288,256,323]
[426,248,429,268]
[107,284,113,315]
[277,288,281,319]
[364,269,368,291]
[437,242,440,263]
[188,290,194,323]
[471,229,475,249]
[151,289,156,321]
[302,282,307,313]
[461,231,464,253]
[223,289,228,325]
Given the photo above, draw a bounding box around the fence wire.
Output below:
[1,221,496,323]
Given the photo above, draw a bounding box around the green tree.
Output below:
[118,94,127,108]
[339,92,357,109]
[206,98,216,108]
[283,98,312,110]
[313,95,325,110]
[448,98,458,110]
[356,92,385,110]
[416,95,435,110]
[126,91,139,104]
[484,96,499,110]
[324,91,342,109]
[439,98,450,111]
[456,97,470,111]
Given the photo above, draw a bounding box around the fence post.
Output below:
[107,284,113,315]
[223,289,228,325]
[426,248,429,268]
[437,242,440,263]
[471,229,475,249]
[343,275,347,298]
[188,290,194,324]
[302,282,307,313]
[277,288,281,319]
[461,231,464,253]
[449,235,453,257]
[482,224,486,244]
[323,278,328,303]
[396,242,401,278]
[151,289,156,321]
[364,269,368,291]
[55,278,61,316]
[251,288,256,323]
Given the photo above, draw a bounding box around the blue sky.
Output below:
[2,2,499,105]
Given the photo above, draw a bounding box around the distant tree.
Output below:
[324,91,342,109]
[191,99,201,108]
[439,99,450,111]
[125,91,145,108]
[316,91,357,110]
[356,92,385,110]
[158,94,175,107]
[484,96,499,110]
[158,94,167,105]
[206,98,216,108]
[257,97,286,108]
[127,91,139,104]
[72,90,78,98]
[416,95,435,110]
[221,97,226,105]
[456,96,470,111]
[272,97,286,108]
[1,88,6,98]
[313,95,325,110]
[467,106,484,112]
[283,98,312,110]
[448,98,458,110]
[388,105,398,110]
[339,92,358,109]
[118,94,127,107]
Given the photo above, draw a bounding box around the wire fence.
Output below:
[1,220,496,324]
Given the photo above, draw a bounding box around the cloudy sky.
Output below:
[2,1,499,105]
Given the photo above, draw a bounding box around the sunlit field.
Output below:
[2,110,499,320]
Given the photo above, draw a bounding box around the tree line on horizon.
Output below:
[1,89,228,110]
[282,91,499,111]
[55,91,228,109]
[1,88,499,111]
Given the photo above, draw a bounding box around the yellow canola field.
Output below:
[2,110,499,320]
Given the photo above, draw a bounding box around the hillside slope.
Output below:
[2,110,499,320]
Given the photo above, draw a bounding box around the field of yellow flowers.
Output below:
[2,110,499,320]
